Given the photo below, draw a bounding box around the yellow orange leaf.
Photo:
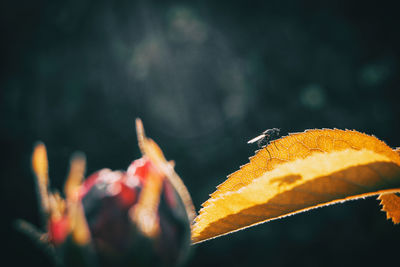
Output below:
[378,193,400,224]
[192,129,400,243]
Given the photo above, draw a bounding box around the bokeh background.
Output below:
[1,0,400,266]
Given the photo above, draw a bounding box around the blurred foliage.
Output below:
[1,0,400,266]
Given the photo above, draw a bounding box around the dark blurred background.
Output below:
[1,0,400,266]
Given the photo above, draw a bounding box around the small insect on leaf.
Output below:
[248,128,281,159]
[247,128,281,146]
[192,129,400,244]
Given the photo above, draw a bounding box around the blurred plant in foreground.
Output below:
[17,119,195,267]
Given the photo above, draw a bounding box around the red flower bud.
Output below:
[22,119,195,267]
[76,157,191,266]
[48,215,70,246]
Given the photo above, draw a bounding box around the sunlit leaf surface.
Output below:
[379,193,400,224]
[192,129,400,243]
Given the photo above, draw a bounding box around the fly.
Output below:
[248,128,281,158]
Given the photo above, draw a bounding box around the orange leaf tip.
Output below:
[64,152,86,201]
[378,193,400,224]
[135,118,196,223]
[32,142,49,186]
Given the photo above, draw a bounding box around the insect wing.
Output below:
[247,134,265,144]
